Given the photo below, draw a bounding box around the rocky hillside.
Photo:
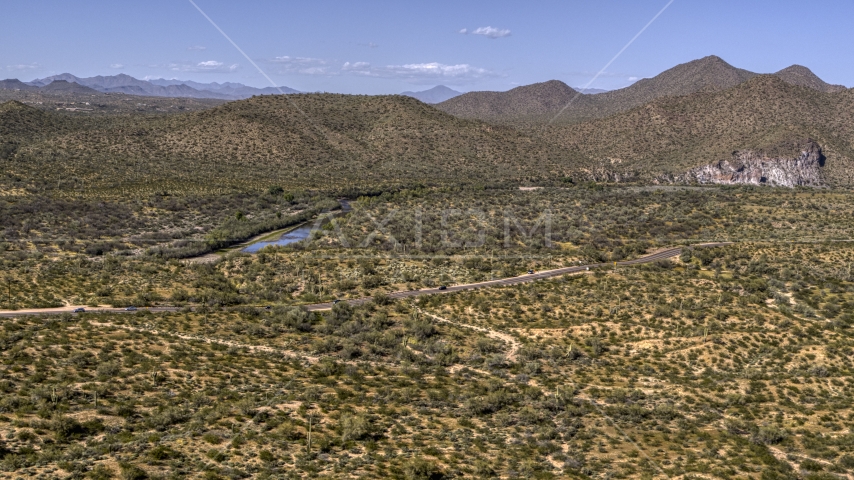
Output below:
[541,76,854,187]
[680,140,825,187]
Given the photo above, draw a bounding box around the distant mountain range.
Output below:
[400,86,462,104]
[0,79,39,91]
[147,78,295,99]
[436,56,848,125]
[398,85,607,105]
[0,73,609,106]
[1,73,300,100]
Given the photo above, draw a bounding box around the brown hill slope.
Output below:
[432,80,590,124]
[573,56,757,122]
[437,56,757,125]
[5,94,589,194]
[541,75,854,187]
[438,56,849,126]
[6,74,854,194]
[0,100,65,139]
[773,65,847,93]
[1,100,45,133]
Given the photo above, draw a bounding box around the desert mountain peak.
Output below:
[773,65,847,93]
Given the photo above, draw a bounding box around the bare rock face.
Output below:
[682,141,825,187]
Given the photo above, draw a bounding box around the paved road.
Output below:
[304,242,731,311]
[0,306,180,319]
[0,242,730,317]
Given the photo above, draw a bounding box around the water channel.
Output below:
[241,199,351,253]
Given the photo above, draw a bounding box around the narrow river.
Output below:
[241,199,351,253]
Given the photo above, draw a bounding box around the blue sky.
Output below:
[2,0,852,94]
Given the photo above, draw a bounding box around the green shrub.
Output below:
[87,464,115,480]
[206,449,227,462]
[799,459,823,472]
[403,458,443,480]
[148,445,180,460]
[259,450,275,462]
[202,433,223,445]
[118,462,148,480]
[751,426,787,445]
[340,413,370,442]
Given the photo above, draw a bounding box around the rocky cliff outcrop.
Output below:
[681,141,825,187]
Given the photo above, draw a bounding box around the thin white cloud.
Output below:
[259,54,498,84]
[343,61,371,70]
[157,60,238,73]
[6,63,41,71]
[342,61,500,84]
[110,63,124,69]
[187,45,207,51]
[460,26,512,39]
[196,60,238,72]
[267,56,331,75]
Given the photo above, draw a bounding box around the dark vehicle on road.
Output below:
[125,306,137,311]
[438,285,447,290]
[73,307,85,313]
